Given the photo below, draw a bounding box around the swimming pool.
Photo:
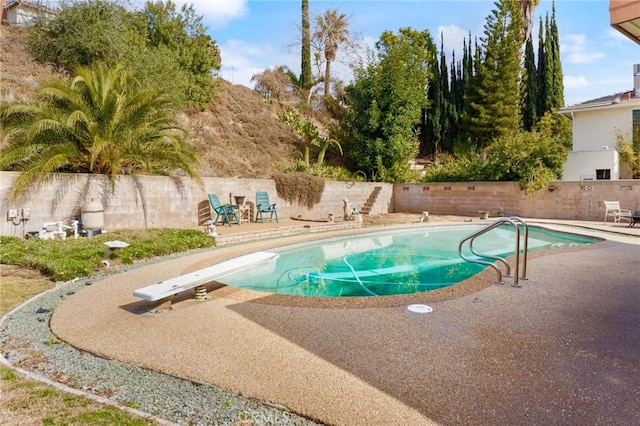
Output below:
[217,225,601,297]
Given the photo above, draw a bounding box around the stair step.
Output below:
[359,186,383,216]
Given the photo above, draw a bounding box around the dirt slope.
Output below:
[0,24,304,178]
[188,81,304,177]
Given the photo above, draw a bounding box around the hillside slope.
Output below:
[0,24,303,178]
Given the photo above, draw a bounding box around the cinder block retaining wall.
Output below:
[0,172,392,236]
[2,171,638,236]
[392,180,640,221]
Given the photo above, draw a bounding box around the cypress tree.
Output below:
[535,18,547,118]
[425,36,444,157]
[462,33,474,100]
[542,15,554,112]
[550,2,564,108]
[452,50,464,115]
[459,33,476,139]
[300,0,312,89]
[522,37,537,130]
[446,54,461,152]
[438,37,451,154]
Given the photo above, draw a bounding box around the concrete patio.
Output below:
[50,216,640,425]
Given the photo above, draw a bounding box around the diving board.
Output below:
[133,251,278,311]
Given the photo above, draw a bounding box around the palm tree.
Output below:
[313,9,350,97]
[0,63,201,200]
[519,0,540,43]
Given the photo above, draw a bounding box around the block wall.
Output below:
[0,172,393,236]
[2,171,639,237]
[392,180,640,221]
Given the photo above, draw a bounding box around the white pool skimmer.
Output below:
[407,304,433,313]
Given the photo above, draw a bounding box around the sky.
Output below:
[168,0,640,107]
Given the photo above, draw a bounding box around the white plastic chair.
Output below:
[603,201,632,224]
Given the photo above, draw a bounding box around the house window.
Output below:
[596,169,611,180]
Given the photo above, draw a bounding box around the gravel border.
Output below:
[1,258,321,426]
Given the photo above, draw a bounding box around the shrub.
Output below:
[422,130,568,193]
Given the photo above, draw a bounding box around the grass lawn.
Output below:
[0,228,216,425]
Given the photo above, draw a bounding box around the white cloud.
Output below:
[173,0,248,27]
[561,34,605,64]
[563,75,589,90]
[605,28,630,46]
[437,24,468,59]
[218,39,297,88]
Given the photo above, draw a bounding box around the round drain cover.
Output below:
[407,304,433,313]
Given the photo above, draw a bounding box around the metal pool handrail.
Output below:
[458,216,529,287]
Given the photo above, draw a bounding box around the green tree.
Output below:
[27,0,221,110]
[549,3,564,109]
[343,28,435,181]
[300,0,312,89]
[444,52,462,153]
[130,1,221,110]
[423,128,569,193]
[483,130,568,193]
[535,17,548,117]
[617,131,640,179]
[424,35,449,158]
[521,37,537,130]
[28,0,141,73]
[542,15,555,112]
[464,0,523,147]
[0,64,201,200]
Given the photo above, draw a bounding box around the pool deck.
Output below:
[51,215,640,425]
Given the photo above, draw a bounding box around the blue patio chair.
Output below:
[208,194,240,226]
[255,191,278,223]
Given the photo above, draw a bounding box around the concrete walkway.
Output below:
[51,216,640,425]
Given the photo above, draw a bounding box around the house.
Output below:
[554,2,640,182]
[558,72,640,181]
[1,0,57,27]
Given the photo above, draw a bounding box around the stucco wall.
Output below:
[561,102,637,181]
[562,149,620,180]
[571,105,633,151]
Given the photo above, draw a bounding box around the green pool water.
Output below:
[217,225,600,297]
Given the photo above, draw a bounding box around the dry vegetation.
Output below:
[0,24,305,178]
[274,171,326,209]
[188,81,305,177]
[0,26,53,102]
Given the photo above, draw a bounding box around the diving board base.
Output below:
[146,285,208,313]
[194,284,208,301]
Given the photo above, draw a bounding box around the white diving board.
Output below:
[133,251,278,310]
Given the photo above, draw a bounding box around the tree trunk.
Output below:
[324,59,331,97]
